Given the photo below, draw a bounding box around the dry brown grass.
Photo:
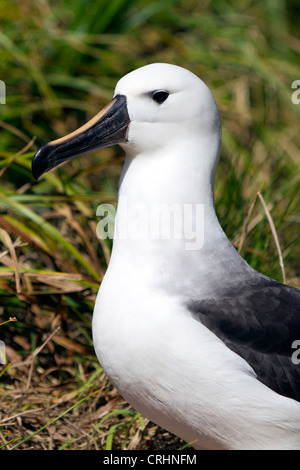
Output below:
[0,328,183,450]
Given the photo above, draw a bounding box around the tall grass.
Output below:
[0,0,299,450]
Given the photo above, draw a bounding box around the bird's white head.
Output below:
[32,63,221,183]
[115,63,221,157]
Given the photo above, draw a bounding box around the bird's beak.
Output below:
[32,94,130,180]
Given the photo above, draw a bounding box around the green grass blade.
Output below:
[0,194,99,279]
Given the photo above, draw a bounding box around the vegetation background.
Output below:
[0,0,299,450]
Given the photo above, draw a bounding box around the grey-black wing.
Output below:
[188,277,300,401]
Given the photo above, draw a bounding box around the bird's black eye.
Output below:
[152,90,169,104]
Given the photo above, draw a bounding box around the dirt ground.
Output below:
[0,335,184,450]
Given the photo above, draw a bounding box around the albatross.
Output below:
[32,63,300,450]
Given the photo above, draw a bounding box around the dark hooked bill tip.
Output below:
[32,94,130,180]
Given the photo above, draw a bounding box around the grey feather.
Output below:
[188,276,300,401]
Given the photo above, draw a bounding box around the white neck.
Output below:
[108,135,247,297]
[121,134,218,201]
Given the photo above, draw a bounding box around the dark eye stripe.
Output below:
[152,90,169,104]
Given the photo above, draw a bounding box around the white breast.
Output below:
[92,262,300,450]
